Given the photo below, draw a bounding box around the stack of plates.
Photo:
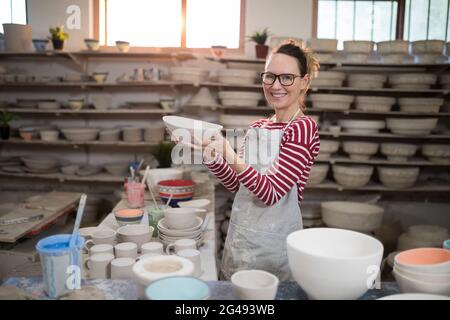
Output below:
[157,216,204,246]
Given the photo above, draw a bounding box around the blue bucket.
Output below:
[36,234,85,298]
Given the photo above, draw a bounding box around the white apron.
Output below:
[220,112,303,281]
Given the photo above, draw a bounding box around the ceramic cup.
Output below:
[88,243,114,256]
[165,239,197,255]
[84,229,116,249]
[84,253,115,279]
[127,182,145,208]
[177,249,202,277]
[111,257,135,279]
[114,242,138,259]
[231,269,279,300]
[141,242,164,255]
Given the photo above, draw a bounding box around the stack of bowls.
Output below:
[377,40,411,64]
[386,118,438,136]
[169,67,209,83]
[158,179,194,207]
[186,87,218,107]
[354,96,395,112]
[123,127,143,142]
[310,94,353,111]
[398,225,449,251]
[61,128,99,142]
[421,144,450,163]
[144,126,165,143]
[158,208,204,246]
[347,74,387,89]
[377,166,419,189]
[317,139,340,160]
[104,162,129,176]
[338,120,386,134]
[217,69,257,85]
[332,164,374,187]
[411,40,446,64]
[21,156,59,174]
[307,164,329,186]
[380,143,418,162]
[301,202,323,228]
[397,98,443,114]
[218,91,263,107]
[343,41,374,63]
[388,73,437,90]
[342,141,379,161]
[393,248,450,295]
[307,38,338,53]
[178,199,211,220]
[311,71,346,87]
[287,228,384,300]
[321,201,384,233]
[99,128,121,142]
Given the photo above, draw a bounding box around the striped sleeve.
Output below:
[203,120,265,193]
[236,117,320,206]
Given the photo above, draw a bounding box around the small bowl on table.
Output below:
[114,208,144,226]
[84,38,100,51]
[68,99,85,111]
[158,179,195,207]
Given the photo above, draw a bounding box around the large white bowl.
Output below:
[347,74,387,89]
[421,144,450,162]
[380,143,418,161]
[61,128,99,142]
[338,120,385,134]
[412,40,445,54]
[145,168,184,190]
[307,164,329,185]
[310,94,353,110]
[354,96,395,112]
[321,201,384,233]
[343,41,374,53]
[342,141,379,160]
[21,156,58,170]
[397,98,443,114]
[386,118,438,136]
[388,74,437,89]
[217,69,257,85]
[286,228,384,300]
[116,225,153,248]
[377,40,410,54]
[332,164,374,187]
[163,116,222,141]
[378,293,450,300]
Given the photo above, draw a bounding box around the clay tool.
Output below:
[69,194,87,248]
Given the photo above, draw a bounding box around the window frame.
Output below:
[93,0,246,54]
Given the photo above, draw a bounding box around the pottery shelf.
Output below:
[0,107,175,115]
[318,131,450,140]
[0,138,162,148]
[306,180,450,192]
[217,105,450,117]
[0,171,123,183]
[317,156,450,167]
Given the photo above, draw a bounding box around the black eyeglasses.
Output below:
[260,72,303,86]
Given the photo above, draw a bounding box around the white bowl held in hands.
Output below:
[163,116,223,142]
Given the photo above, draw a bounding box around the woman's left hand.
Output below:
[200,132,237,164]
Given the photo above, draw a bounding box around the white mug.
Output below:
[141,242,163,255]
[111,257,135,279]
[84,253,114,279]
[114,242,138,259]
[177,249,202,277]
[89,243,114,256]
[84,229,116,249]
[165,239,197,255]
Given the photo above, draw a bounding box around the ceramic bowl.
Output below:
[116,41,130,52]
[287,228,384,300]
[347,74,387,89]
[393,269,450,295]
[310,94,353,110]
[39,130,59,142]
[99,129,121,142]
[60,164,79,175]
[210,45,227,58]
[163,115,222,142]
[32,39,49,52]
[169,67,209,83]
[421,144,450,162]
[217,69,257,85]
[68,99,85,111]
[19,128,35,141]
[444,240,450,250]
[122,127,143,142]
[394,248,450,274]
[321,201,384,233]
[332,165,374,187]
[380,143,418,161]
[378,293,450,300]
[104,162,129,176]
[61,128,99,142]
[317,140,340,160]
[231,269,279,300]
[408,224,449,244]
[377,166,419,189]
[117,224,153,247]
[307,38,338,52]
[145,168,184,190]
[307,164,329,185]
[338,120,386,134]
[218,91,263,107]
[158,217,203,235]
[397,98,443,113]
[342,141,379,160]
[163,207,199,230]
[132,255,194,288]
[84,38,100,51]
[21,156,58,170]
[114,208,144,226]
[388,74,437,89]
[343,40,374,53]
[178,199,210,220]
[412,40,445,54]
[92,72,108,83]
[354,96,395,112]
[158,179,195,207]
[145,276,210,300]
[386,118,438,136]
[377,40,410,54]
[394,264,450,283]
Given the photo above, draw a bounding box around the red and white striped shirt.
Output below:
[204,116,320,206]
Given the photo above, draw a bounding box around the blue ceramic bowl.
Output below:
[145,276,210,300]
[444,239,450,250]
[33,39,49,52]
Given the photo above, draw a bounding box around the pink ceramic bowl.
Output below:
[394,248,450,274]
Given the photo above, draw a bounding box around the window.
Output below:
[0,0,27,33]
[98,0,242,49]
[404,0,450,41]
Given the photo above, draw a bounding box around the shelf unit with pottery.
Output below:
[0,51,196,188]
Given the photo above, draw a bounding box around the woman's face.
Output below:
[262,53,308,111]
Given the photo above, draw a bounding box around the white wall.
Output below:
[27,0,92,51]
[245,0,313,57]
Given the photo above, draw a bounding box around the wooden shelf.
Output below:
[317,156,450,167]
[0,171,123,183]
[319,131,450,140]
[1,107,174,115]
[0,138,161,147]
[307,180,450,192]
[0,51,195,60]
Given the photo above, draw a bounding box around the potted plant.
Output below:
[153,140,176,168]
[248,28,270,59]
[0,111,19,140]
[49,25,69,50]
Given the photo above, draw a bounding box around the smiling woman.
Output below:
[98,0,242,49]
